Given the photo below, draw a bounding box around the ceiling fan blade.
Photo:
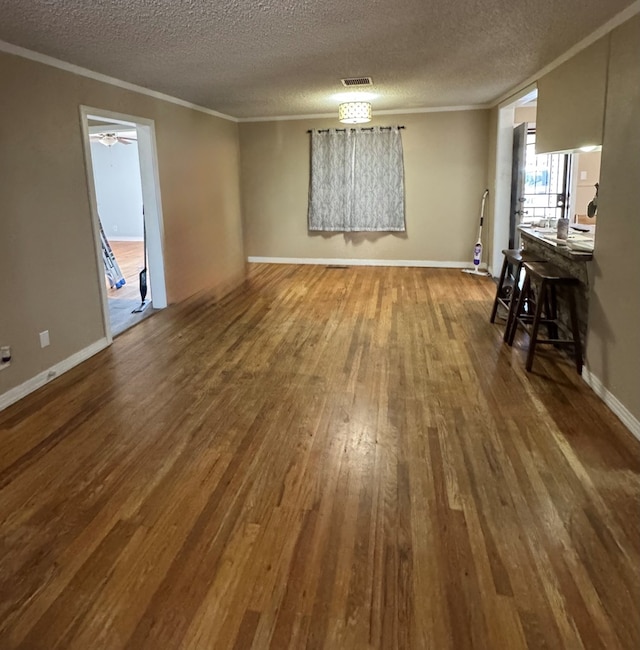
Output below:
[118,137,134,144]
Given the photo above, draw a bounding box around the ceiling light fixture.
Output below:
[90,132,137,147]
[338,101,372,124]
[98,133,119,147]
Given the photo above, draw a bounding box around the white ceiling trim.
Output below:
[0,38,238,123]
[1,33,490,125]
[374,105,491,115]
[238,112,349,123]
[237,104,492,123]
[497,84,538,110]
[494,0,640,107]
[2,0,638,123]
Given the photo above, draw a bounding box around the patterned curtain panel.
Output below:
[308,130,353,231]
[308,127,405,232]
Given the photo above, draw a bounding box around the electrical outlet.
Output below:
[39,330,50,348]
[0,345,11,369]
[113,224,118,232]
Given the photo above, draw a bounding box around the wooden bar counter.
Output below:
[517,225,594,343]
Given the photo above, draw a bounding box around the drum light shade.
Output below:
[338,101,372,124]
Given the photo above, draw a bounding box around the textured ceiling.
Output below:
[0,0,635,119]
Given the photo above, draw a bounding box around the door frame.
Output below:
[509,121,528,249]
[492,86,537,275]
[79,105,167,342]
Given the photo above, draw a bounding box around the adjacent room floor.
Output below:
[0,264,638,649]
[106,240,155,336]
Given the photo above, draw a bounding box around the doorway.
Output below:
[492,88,537,274]
[79,107,167,341]
[510,125,571,248]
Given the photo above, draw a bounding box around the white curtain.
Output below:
[308,127,405,232]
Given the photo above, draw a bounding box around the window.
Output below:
[522,128,571,225]
[308,127,405,232]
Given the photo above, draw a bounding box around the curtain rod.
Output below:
[307,126,405,133]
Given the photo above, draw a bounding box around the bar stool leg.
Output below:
[526,279,548,372]
[490,255,510,323]
[549,285,559,340]
[543,288,553,339]
[507,272,530,346]
[567,288,583,374]
[503,260,523,342]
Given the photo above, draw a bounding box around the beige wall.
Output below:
[536,37,609,153]
[585,14,640,422]
[485,107,499,268]
[239,111,490,263]
[514,105,537,125]
[0,51,245,396]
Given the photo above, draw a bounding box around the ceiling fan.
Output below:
[90,132,136,147]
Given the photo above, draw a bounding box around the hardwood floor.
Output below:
[107,240,146,302]
[1,264,639,649]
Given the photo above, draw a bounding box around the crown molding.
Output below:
[4,0,638,125]
[493,0,640,107]
[0,39,237,123]
[237,104,491,123]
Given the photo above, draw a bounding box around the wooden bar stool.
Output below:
[490,248,545,341]
[507,261,583,374]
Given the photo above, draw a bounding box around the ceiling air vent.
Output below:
[341,77,373,87]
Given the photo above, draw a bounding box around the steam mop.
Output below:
[132,211,150,313]
[462,188,491,276]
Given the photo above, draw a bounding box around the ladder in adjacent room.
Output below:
[99,218,126,289]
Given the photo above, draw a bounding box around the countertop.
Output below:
[518,225,594,261]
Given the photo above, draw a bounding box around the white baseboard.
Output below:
[248,256,487,269]
[107,236,144,242]
[0,338,110,412]
[582,365,640,442]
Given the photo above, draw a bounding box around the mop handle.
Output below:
[479,189,489,228]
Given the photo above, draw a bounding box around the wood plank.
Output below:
[0,264,639,649]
